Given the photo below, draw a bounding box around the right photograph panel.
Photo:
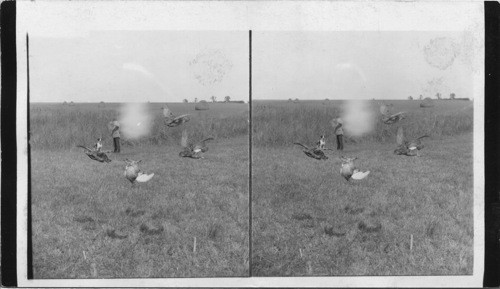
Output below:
[251,31,474,276]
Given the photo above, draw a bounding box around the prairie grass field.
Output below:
[251,99,474,276]
[252,99,473,147]
[30,102,249,278]
[30,102,249,150]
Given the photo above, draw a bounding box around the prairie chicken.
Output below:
[162,105,190,127]
[294,142,328,160]
[77,145,111,163]
[179,129,214,159]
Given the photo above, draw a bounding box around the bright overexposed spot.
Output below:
[342,100,375,136]
[333,62,375,136]
[119,103,152,139]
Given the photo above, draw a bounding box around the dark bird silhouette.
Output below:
[179,130,214,159]
[380,103,406,124]
[163,105,190,127]
[394,127,429,156]
[293,142,328,160]
[382,111,406,124]
[77,145,112,163]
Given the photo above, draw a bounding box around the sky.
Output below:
[30,31,249,103]
[253,31,474,100]
[30,30,474,102]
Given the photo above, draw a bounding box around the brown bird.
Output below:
[163,105,190,127]
[394,127,429,156]
[77,145,111,163]
[294,143,328,160]
[179,130,214,159]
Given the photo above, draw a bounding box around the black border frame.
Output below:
[484,1,500,287]
[1,1,499,286]
[1,1,18,286]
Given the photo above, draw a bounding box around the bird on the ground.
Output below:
[77,145,112,163]
[124,159,141,185]
[394,127,429,156]
[294,142,328,160]
[179,129,214,159]
[340,156,356,181]
[162,105,190,127]
[124,159,155,186]
[339,156,370,181]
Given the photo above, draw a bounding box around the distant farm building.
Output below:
[195,100,209,110]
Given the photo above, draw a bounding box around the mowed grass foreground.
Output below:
[252,134,473,276]
[251,99,473,276]
[31,103,249,278]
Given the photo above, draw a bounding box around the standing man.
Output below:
[333,117,344,151]
[111,118,121,153]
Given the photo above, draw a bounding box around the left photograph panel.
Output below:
[28,31,250,278]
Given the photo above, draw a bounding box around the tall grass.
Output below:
[252,101,473,147]
[29,104,249,150]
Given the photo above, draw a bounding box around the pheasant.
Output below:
[382,111,406,124]
[380,103,406,124]
[179,130,214,159]
[394,127,429,156]
[293,142,328,160]
[77,145,112,163]
[162,105,190,127]
[340,156,370,181]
